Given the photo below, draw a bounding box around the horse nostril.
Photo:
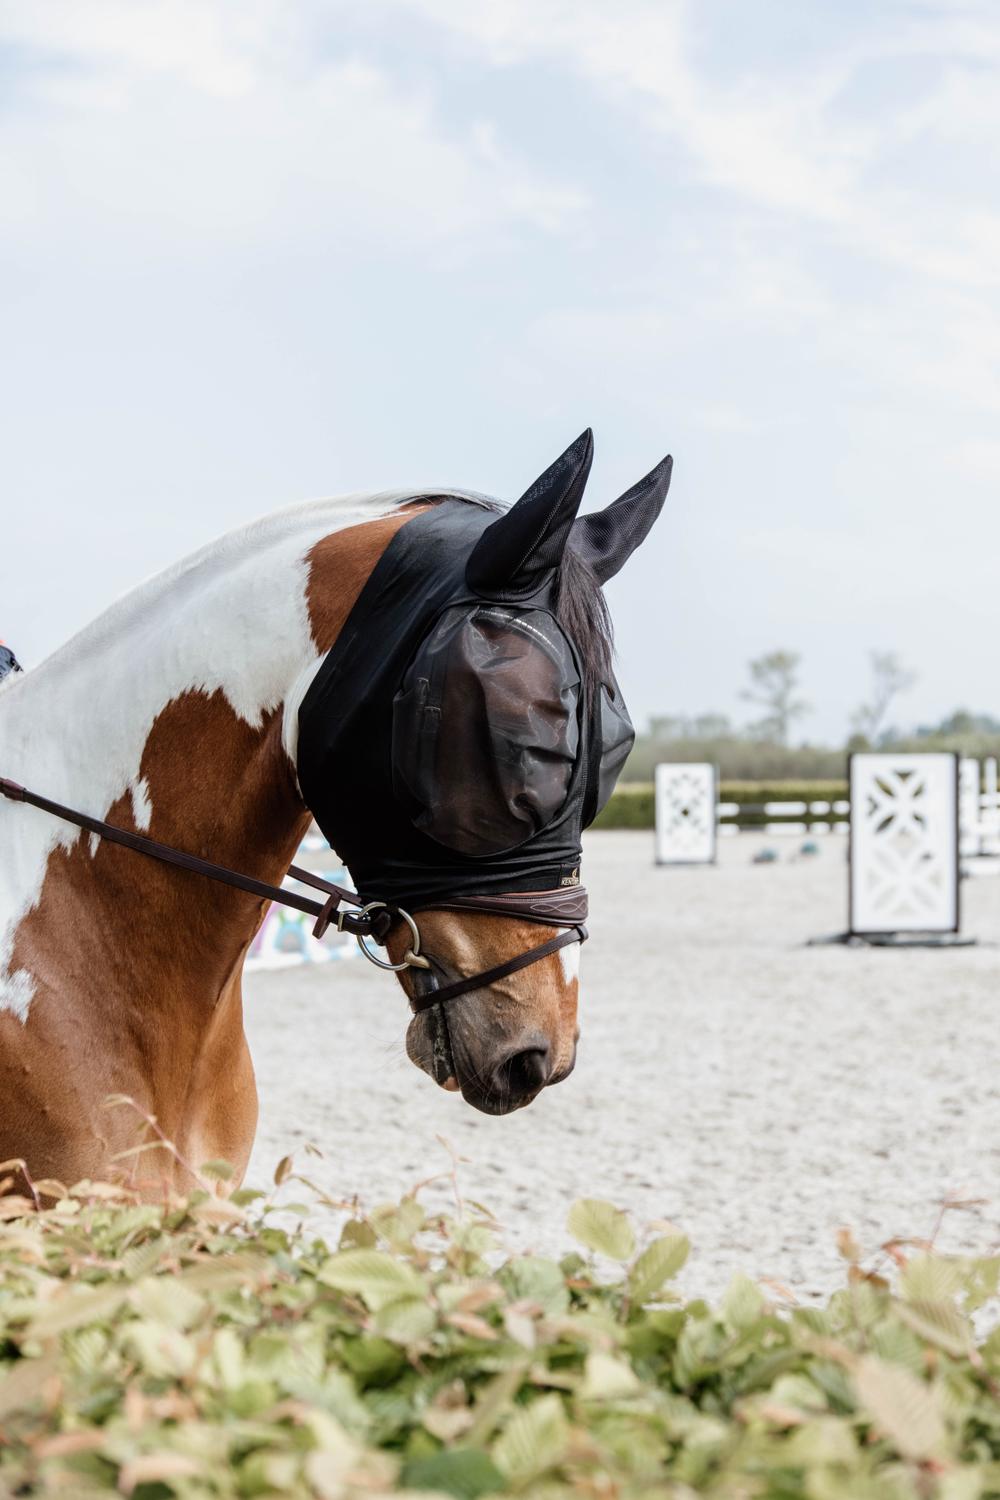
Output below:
[500,1044,550,1098]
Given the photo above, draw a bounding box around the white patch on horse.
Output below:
[1,969,35,1025]
[281,653,324,774]
[130,776,152,831]
[559,942,580,988]
[0,488,493,1021]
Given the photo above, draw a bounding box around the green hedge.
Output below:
[2,1177,999,1496]
[592,780,850,831]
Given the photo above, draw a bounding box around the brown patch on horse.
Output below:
[0,692,302,1191]
[306,502,435,653]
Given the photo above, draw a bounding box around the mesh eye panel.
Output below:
[392,605,581,857]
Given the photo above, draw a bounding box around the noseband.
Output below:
[0,778,587,1009]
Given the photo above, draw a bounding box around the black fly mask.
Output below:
[296,430,671,913]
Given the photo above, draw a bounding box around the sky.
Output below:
[2,0,999,743]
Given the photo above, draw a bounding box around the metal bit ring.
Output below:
[355,903,429,971]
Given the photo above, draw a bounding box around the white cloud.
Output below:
[0,0,587,259]
[375,0,1000,431]
[388,0,1000,287]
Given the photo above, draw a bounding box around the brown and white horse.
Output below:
[0,490,593,1192]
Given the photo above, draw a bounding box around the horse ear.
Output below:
[466,429,594,594]
[572,453,672,585]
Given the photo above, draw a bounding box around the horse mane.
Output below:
[557,545,613,696]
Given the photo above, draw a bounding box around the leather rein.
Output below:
[0,777,587,1011]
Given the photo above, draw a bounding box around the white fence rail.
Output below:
[716,799,850,837]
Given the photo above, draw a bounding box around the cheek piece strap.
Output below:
[0,778,588,1013]
[401,887,588,1012]
[403,918,587,1012]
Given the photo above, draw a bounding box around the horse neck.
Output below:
[0,492,414,1022]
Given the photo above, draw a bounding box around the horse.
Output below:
[0,432,670,1194]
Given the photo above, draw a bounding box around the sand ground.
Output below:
[245,830,1000,1298]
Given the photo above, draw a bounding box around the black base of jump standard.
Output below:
[807,931,979,949]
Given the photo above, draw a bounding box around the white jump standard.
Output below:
[812,751,972,948]
[654,762,717,865]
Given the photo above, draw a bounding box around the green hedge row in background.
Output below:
[592,780,850,831]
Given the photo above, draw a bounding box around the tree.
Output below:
[647,713,733,741]
[741,650,808,746]
[850,651,916,746]
[648,715,687,740]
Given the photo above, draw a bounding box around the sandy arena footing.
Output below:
[245,830,1000,1299]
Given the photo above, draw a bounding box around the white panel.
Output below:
[655,763,717,864]
[850,754,959,934]
[959,757,981,857]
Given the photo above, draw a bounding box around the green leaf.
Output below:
[212,1326,246,1389]
[499,1256,570,1315]
[230,1187,266,1206]
[339,1217,377,1250]
[374,1296,437,1344]
[580,1351,641,1400]
[852,1354,946,1461]
[895,1298,972,1358]
[199,1158,235,1181]
[27,1282,131,1339]
[870,1318,925,1375]
[63,1325,108,1377]
[403,1448,505,1499]
[721,1274,765,1332]
[567,1199,636,1261]
[628,1235,689,1304]
[370,1197,426,1247]
[125,1321,197,1379]
[131,1277,204,1330]
[899,1254,965,1303]
[493,1392,569,1481]
[316,1249,425,1310]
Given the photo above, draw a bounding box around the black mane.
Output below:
[558,542,613,695]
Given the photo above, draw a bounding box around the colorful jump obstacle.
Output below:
[245,837,358,972]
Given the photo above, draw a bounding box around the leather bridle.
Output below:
[0,777,587,1009]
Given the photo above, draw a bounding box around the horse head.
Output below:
[298,431,672,1114]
